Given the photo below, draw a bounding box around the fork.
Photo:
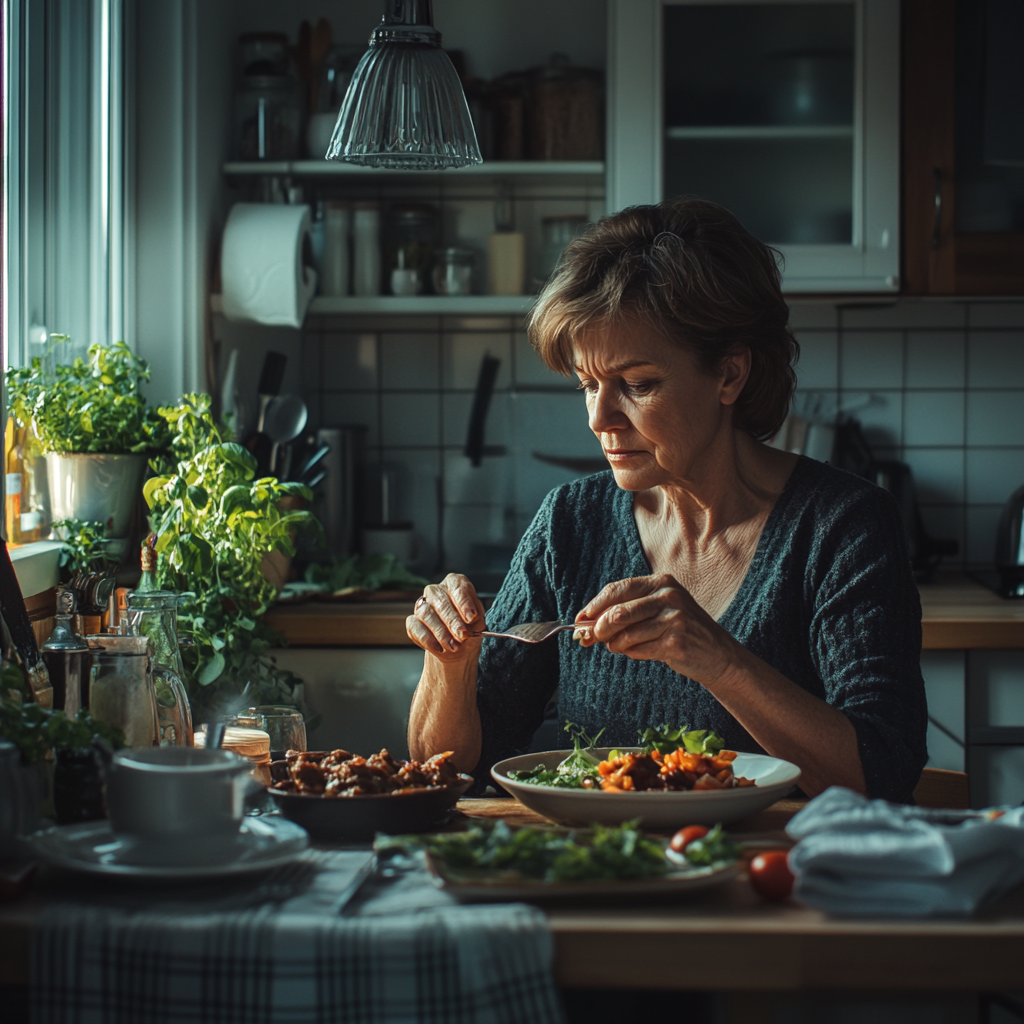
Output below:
[468,619,596,644]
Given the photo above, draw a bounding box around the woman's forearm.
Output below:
[407,654,482,773]
[707,642,866,798]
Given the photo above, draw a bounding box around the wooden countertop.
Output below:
[266,575,1024,650]
[4,797,1024,993]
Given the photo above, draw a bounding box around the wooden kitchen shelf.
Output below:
[210,294,536,316]
[665,125,853,141]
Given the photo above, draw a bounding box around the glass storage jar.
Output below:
[385,204,438,295]
[233,60,303,161]
[432,248,475,295]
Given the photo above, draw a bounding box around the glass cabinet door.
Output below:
[663,3,855,247]
[608,0,900,292]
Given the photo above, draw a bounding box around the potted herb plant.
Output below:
[145,394,317,719]
[4,338,167,544]
[0,661,123,836]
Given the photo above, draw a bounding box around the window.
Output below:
[2,0,130,370]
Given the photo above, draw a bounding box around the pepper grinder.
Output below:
[41,588,91,716]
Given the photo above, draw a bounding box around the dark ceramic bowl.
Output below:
[266,754,473,841]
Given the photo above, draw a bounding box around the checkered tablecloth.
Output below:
[31,849,566,1024]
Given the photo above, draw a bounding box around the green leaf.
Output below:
[219,484,251,516]
[187,484,208,509]
[143,475,170,507]
[198,652,225,686]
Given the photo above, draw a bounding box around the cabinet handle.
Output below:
[930,167,942,250]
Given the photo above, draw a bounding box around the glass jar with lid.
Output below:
[432,248,475,295]
[232,32,303,160]
[385,204,438,294]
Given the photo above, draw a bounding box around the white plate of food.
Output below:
[492,737,801,829]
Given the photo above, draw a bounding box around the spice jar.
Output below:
[386,204,438,295]
[432,248,475,295]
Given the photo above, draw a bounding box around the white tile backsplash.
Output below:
[322,334,379,390]
[443,333,512,390]
[903,390,965,447]
[966,391,1024,446]
[320,392,380,446]
[839,332,904,389]
[380,334,440,390]
[304,299,1024,573]
[966,504,1004,564]
[513,391,604,458]
[967,331,1024,388]
[839,390,902,447]
[965,449,1024,505]
[381,392,440,446]
[905,331,965,388]
[904,447,965,504]
[443,450,510,506]
[442,391,511,447]
[793,331,838,389]
[918,504,965,555]
[514,332,570,388]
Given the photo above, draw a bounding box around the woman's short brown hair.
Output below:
[527,198,799,442]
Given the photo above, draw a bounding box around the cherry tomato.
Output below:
[748,850,795,902]
[670,825,709,853]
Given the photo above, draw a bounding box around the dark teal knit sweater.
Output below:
[474,457,928,803]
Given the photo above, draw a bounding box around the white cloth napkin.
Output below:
[786,787,1024,917]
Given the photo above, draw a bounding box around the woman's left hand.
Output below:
[576,574,741,684]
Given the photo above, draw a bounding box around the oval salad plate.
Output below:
[492,749,801,829]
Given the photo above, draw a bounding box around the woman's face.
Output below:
[573,323,749,491]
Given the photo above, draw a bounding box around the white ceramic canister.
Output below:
[321,200,351,296]
[352,202,381,297]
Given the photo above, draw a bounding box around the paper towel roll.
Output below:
[221,203,317,327]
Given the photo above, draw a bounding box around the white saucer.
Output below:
[26,817,309,881]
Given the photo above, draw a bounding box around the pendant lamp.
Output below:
[326,0,482,170]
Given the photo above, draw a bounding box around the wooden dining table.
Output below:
[2,796,1024,999]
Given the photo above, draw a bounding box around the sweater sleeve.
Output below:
[807,486,929,803]
[472,492,562,786]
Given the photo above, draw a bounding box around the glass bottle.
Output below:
[137,535,159,593]
[125,581,194,747]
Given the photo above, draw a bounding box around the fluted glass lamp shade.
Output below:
[326,0,482,170]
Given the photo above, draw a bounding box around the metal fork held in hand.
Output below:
[468,619,595,644]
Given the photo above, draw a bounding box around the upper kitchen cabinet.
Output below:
[608,0,900,293]
[903,0,1024,295]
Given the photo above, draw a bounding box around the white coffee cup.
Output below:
[105,747,258,866]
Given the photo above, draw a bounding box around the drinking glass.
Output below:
[234,705,306,754]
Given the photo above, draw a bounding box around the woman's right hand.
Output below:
[406,573,486,663]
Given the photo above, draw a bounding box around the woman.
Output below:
[406,198,927,802]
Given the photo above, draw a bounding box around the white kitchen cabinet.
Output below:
[607,0,900,292]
